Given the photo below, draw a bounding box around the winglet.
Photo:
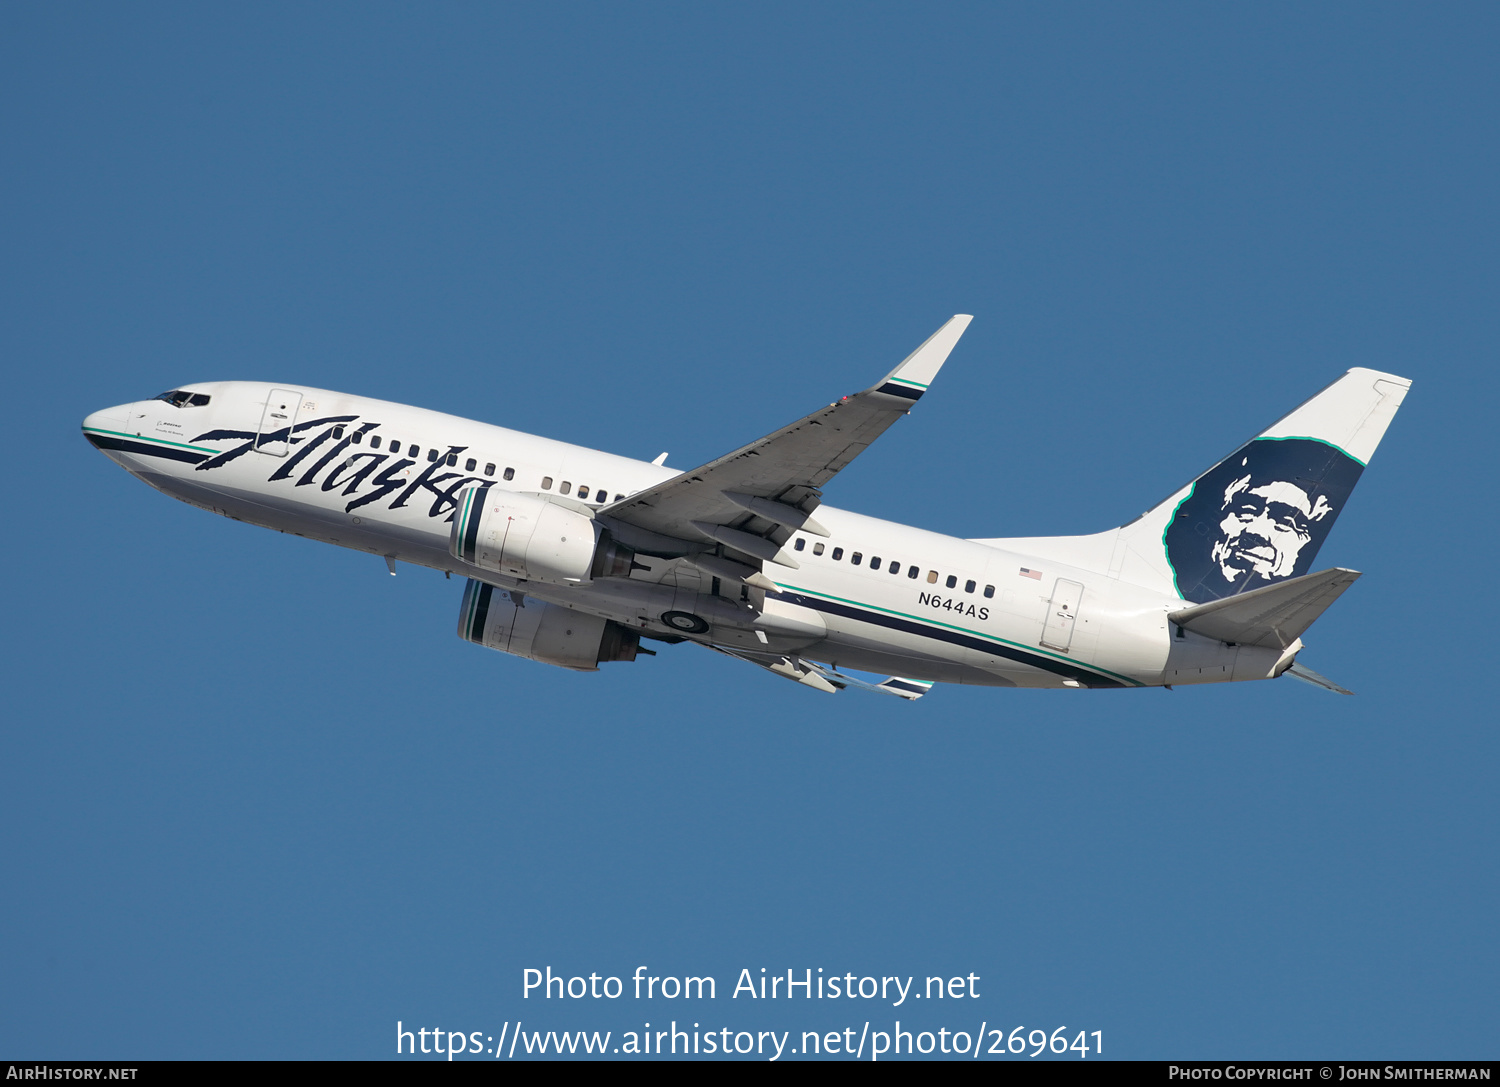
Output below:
[876,676,935,700]
[873,315,973,402]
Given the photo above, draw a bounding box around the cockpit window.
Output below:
[153,390,210,408]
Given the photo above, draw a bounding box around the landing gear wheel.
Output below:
[660,610,710,635]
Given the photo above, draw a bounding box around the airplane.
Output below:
[82,316,1410,699]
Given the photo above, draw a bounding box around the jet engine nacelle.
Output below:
[458,579,641,671]
[450,483,634,584]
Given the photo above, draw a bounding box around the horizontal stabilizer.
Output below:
[1284,662,1354,696]
[1169,567,1361,650]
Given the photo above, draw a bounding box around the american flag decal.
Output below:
[1020,567,1042,580]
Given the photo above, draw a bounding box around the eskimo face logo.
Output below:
[1211,473,1332,582]
[1165,437,1363,604]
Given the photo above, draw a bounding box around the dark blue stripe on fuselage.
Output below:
[875,382,922,401]
[84,432,209,465]
[770,590,1129,689]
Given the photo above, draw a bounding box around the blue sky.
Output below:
[3,2,1496,1059]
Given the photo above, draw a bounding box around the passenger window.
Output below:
[813,542,824,556]
[596,490,607,503]
[907,565,919,579]
[503,467,514,481]
[889,560,900,573]
[541,476,553,490]
[465,458,477,472]
[794,538,806,551]
[946,575,957,589]
[577,485,590,499]
[483,463,494,476]
[427,449,439,463]
[831,547,843,561]
[560,481,572,495]
[332,426,345,440]
[984,585,995,598]
[351,431,363,444]
[446,453,458,467]
[926,570,938,584]
[370,436,382,450]
[871,556,882,568]
[409,444,420,457]
[851,552,862,564]
[965,580,976,593]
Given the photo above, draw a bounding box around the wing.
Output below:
[710,645,935,700]
[599,315,971,570]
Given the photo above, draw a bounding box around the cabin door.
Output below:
[1040,579,1084,653]
[255,389,303,456]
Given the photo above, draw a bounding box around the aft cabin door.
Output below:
[1040,579,1084,653]
[255,389,303,456]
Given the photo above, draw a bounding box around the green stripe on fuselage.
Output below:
[82,427,218,455]
[779,582,1143,686]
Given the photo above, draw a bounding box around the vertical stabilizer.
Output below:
[1113,368,1410,602]
[972,367,1411,601]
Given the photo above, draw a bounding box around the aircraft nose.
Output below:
[82,404,133,448]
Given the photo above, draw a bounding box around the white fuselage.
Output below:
[84,381,1273,690]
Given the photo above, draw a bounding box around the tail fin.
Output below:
[975,368,1412,599]
[1114,367,1410,602]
